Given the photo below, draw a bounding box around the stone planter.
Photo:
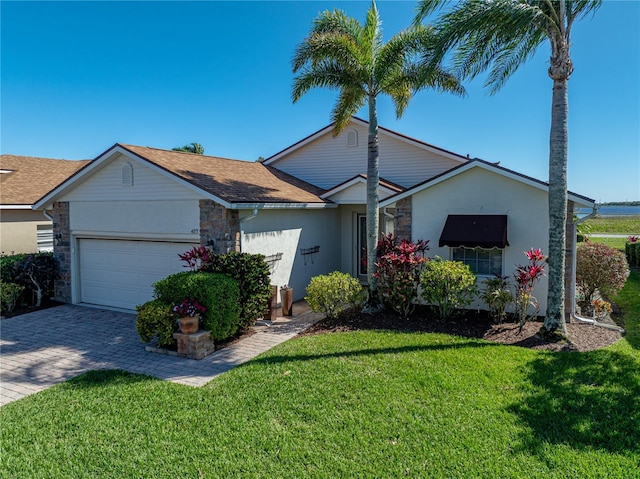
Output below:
[280,288,293,317]
[179,314,200,334]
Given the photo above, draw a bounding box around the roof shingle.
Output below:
[0,155,90,205]
[119,144,328,204]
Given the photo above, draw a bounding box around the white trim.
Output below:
[71,230,200,242]
[380,161,595,209]
[320,176,399,200]
[264,117,468,166]
[1,204,33,210]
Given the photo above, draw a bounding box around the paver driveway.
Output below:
[0,304,323,406]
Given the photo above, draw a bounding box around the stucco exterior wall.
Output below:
[409,167,550,313]
[0,210,50,254]
[240,208,341,301]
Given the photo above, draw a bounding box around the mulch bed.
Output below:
[300,306,624,352]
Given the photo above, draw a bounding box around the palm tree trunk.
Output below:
[543,77,569,336]
[366,94,380,298]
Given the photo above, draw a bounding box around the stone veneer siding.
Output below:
[52,201,72,303]
[394,197,412,241]
[199,200,240,253]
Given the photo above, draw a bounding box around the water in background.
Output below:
[576,205,640,217]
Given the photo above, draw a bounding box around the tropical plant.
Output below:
[172,142,204,154]
[305,271,366,319]
[576,241,629,303]
[513,248,546,333]
[481,275,513,324]
[374,233,429,318]
[415,0,603,338]
[292,1,464,300]
[420,258,477,320]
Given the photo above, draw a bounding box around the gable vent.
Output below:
[346,129,358,148]
[122,162,134,187]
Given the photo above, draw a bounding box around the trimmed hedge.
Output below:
[200,252,272,329]
[0,282,25,314]
[305,271,365,319]
[153,271,240,341]
[136,299,176,348]
[0,252,57,307]
[626,242,640,267]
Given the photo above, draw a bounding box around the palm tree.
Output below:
[292,0,464,300]
[415,0,602,338]
[173,143,205,154]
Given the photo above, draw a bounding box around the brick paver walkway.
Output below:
[0,302,323,406]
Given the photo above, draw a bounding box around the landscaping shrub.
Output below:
[577,241,629,302]
[305,271,365,319]
[0,282,25,314]
[153,271,240,341]
[136,299,176,348]
[0,253,28,283]
[180,247,272,329]
[481,275,513,324]
[7,252,57,306]
[420,258,477,320]
[374,233,429,318]
[625,237,639,267]
[513,248,546,332]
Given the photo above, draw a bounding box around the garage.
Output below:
[79,238,196,310]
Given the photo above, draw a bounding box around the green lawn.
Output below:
[583,215,640,235]
[2,279,639,478]
[588,236,627,251]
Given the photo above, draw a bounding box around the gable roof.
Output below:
[320,174,405,201]
[263,117,469,166]
[0,155,90,207]
[379,158,595,208]
[35,144,331,209]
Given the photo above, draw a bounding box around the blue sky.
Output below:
[1,1,638,202]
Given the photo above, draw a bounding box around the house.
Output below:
[1,155,90,254]
[34,118,595,315]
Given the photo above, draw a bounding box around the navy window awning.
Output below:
[439,215,509,249]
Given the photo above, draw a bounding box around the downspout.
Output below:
[570,206,625,332]
[238,208,259,252]
[42,209,53,222]
[383,207,394,234]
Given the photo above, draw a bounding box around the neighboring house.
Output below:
[0,155,90,254]
[34,118,594,316]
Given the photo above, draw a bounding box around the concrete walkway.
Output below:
[0,302,324,406]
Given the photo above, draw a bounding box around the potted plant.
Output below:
[173,298,206,334]
[280,285,293,317]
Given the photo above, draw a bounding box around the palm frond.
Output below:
[332,86,367,135]
[292,62,359,103]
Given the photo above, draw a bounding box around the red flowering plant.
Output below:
[374,233,429,318]
[173,298,206,318]
[178,246,213,270]
[514,248,546,333]
[628,236,638,243]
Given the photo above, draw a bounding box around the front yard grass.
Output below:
[583,215,640,235]
[2,275,639,478]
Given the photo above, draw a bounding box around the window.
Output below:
[451,247,502,276]
[346,129,358,148]
[122,162,134,186]
[37,225,53,252]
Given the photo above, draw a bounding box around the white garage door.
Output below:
[79,239,196,310]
